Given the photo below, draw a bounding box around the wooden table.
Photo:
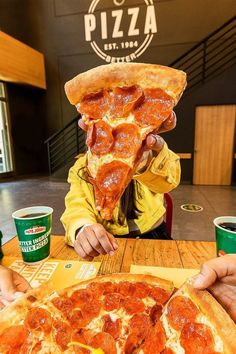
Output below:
[2,236,216,274]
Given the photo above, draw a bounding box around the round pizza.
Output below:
[0,273,236,354]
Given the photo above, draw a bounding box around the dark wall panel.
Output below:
[54,0,173,17]
[7,85,47,175]
[179,160,193,183]
[0,0,235,178]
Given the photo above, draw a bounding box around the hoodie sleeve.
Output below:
[60,157,97,246]
[133,143,181,194]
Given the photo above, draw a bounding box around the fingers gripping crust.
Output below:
[65,63,187,105]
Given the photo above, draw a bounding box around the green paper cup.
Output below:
[12,206,53,264]
[213,216,236,256]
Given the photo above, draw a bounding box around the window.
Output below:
[0,83,5,98]
[0,82,13,173]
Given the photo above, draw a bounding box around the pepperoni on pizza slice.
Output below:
[159,281,236,354]
[65,63,187,219]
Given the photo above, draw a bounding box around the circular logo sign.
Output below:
[84,0,157,63]
[180,204,203,213]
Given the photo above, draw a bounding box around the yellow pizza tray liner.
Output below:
[130,264,199,288]
[2,256,101,290]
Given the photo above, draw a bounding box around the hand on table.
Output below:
[75,223,118,261]
[0,265,31,309]
[194,255,236,321]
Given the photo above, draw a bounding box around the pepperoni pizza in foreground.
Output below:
[65,63,187,220]
[0,274,173,354]
[0,273,236,354]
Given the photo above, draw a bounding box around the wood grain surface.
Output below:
[2,236,216,273]
[0,31,46,89]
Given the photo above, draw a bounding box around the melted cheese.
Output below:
[84,108,157,179]
[161,313,184,354]
[142,296,156,307]
[103,113,135,127]
[103,112,152,139]
[68,341,104,354]
[37,342,61,354]
[110,313,120,322]
[87,316,103,332]
[82,305,132,354]
[87,150,134,178]
[196,314,224,352]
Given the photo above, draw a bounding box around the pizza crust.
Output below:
[169,281,236,354]
[65,63,187,105]
[58,273,174,296]
[0,282,54,332]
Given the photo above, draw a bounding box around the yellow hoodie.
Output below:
[61,143,180,246]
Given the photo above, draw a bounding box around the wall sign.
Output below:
[84,0,157,63]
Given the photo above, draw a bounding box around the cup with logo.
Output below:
[213,216,236,256]
[12,206,53,264]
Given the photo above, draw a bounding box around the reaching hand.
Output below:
[144,111,176,153]
[78,119,88,131]
[194,255,236,322]
[0,265,31,309]
[75,223,118,261]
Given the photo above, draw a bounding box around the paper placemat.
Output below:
[2,256,101,290]
[130,265,199,288]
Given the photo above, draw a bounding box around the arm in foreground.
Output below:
[194,255,236,321]
[0,265,31,308]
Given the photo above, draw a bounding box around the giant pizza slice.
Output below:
[65,63,186,220]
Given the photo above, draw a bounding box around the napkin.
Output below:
[130,264,199,288]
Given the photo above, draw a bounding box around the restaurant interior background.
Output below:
[0,0,235,243]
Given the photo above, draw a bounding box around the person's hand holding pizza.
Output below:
[75,224,118,261]
[194,255,236,321]
[144,111,176,153]
[0,265,31,309]
[137,111,176,172]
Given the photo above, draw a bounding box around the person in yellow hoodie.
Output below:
[61,112,180,260]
